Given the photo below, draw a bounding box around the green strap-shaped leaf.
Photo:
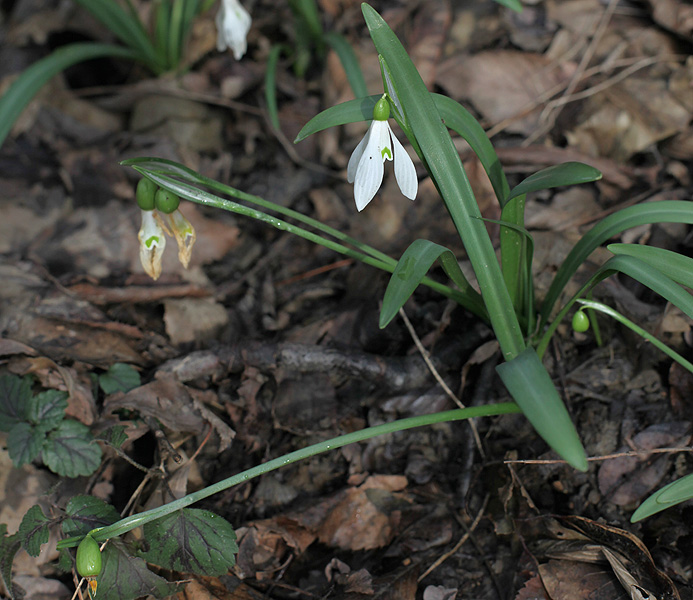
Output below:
[380,239,487,328]
[608,244,693,289]
[540,201,693,326]
[493,0,523,12]
[496,348,587,471]
[631,472,693,522]
[0,43,137,149]
[537,253,693,357]
[324,33,368,99]
[72,0,159,69]
[294,94,380,142]
[507,162,602,204]
[362,3,525,361]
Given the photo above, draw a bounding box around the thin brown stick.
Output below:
[504,446,693,465]
[418,494,490,582]
[398,308,485,458]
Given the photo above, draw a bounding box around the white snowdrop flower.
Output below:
[216,0,252,60]
[346,95,417,212]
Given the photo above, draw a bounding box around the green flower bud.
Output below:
[76,535,102,578]
[373,96,390,121]
[154,189,181,214]
[136,178,157,211]
[572,310,590,333]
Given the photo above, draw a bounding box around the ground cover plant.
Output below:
[0,0,692,599]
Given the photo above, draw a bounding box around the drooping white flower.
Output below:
[161,209,197,269]
[138,210,167,280]
[347,95,417,212]
[216,0,252,60]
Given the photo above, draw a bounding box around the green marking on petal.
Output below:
[381,147,392,160]
[145,236,160,248]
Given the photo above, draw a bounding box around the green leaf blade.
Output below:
[607,244,693,289]
[97,541,180,600]
[27,389,67,428]
[141,508,238,576]
[0,43,138,149]
[496,348,587,471]
[0,374,32,431]
[294,95,380,142]
[42,420,101,477]
[63,496,120,538]
[18,505,52,557]
[8,423,44,467]
[631,473,693,522]
[0,525,21,600]
[380,239,486,328]
[99,363,141,395]
[507,162,602,203]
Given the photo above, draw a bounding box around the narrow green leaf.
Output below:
[432,94,510,204]
[294,95,380,142]
[493,0,523,12]
[265,44,284,131]
[63,496,120,539]
[380,239,486,328]
[42,420,101,477]
[538,254,693,357]
[0,525,21,600]
[324,33,368,98]
[99,363,141,395]
[140,509,238,576]
[18,505,52,557]
[72,0,159,69]
[0,375,32,431]
[608,244,693,289]
[540,201,693,325]
[97,540,180,600]
[8,423,44,467]
[496,348,587,471]
[362,3,525,360]
[0,43,138,149]
[27,389,67,428]
[507,162,602,203]
[631,473,693,522]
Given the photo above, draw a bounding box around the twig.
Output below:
[504,446,693,465]
[398,308,485,458]
[418,494,490,582]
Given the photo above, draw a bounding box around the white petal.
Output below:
[162,209,196,269]
[347,121,374,183]
[353,121,389,211]
[216,0,252,60]
[138,210,166,280]
[389,124,418,200]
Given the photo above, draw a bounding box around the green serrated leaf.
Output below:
[17,505,52,557]
[99,363,141,395]
[8,422,45,467]
[141,508,238,576]
[96,540,180,600]
[27,389,68,428]
[63,496,120,538]
[41,420,102,477]
[0,524,21,599]
[0,375,32,432]
[97,425,129,449]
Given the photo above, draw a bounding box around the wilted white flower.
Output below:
[346,96,417,212]
[216,0,252,60]
[138,210,167,280]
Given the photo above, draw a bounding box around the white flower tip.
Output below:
[216,0,252,60]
